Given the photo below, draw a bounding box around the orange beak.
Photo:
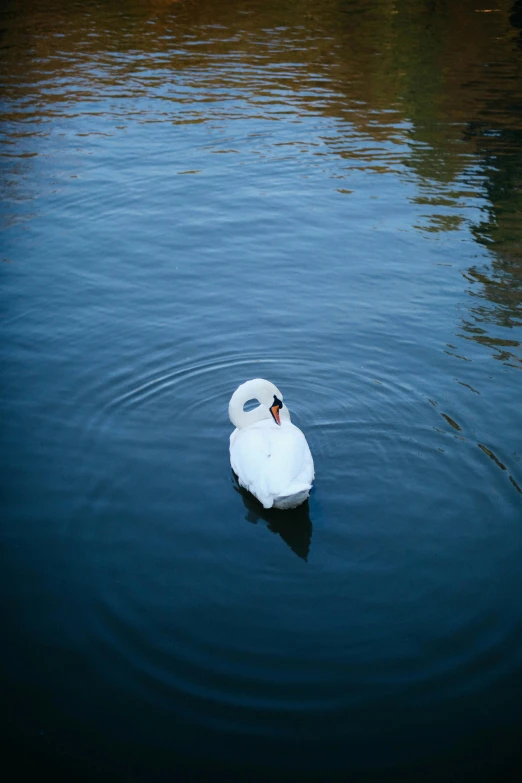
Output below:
[270,404,281,425]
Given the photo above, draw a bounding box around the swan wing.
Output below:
[230,421,314,508]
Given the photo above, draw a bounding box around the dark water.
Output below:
[2,1,522,780]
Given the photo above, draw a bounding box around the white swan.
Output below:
[229,379,314,510]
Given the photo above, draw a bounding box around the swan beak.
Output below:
[270,404,281,425]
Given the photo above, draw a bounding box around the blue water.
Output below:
[2,1,522,780]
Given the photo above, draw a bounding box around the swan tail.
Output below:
[273,482,312,510]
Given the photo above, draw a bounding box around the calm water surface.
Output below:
[2,1,522,780]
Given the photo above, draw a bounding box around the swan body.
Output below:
[229,379,314,510]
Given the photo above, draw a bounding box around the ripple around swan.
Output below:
[4,0,522,776]
[89,559,522,745]
[61,345,522,754]
[72,345,433,537]
[74,348,364,468]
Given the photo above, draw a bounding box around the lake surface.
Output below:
[2,1,522,780]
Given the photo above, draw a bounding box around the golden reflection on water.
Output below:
[1,0,521,362]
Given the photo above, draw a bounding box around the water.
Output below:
[2,1,522,780]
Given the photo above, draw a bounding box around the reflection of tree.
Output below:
[2,0,522,356]
[461,118,522,362]
[511,0,522,46]
[384,0,522,361]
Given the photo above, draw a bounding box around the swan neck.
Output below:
[229,378,288,430]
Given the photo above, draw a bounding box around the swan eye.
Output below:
[273,395,283,409]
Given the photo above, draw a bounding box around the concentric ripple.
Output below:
[55,334,521,769]
[3,0,522,778]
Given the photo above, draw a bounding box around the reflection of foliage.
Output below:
[464,264,522,330]
[1,0,522,356]
[386,0,522,359]
[463,122,522,358]
[415,213,465,233]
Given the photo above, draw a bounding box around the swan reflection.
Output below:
[233,476,312,562]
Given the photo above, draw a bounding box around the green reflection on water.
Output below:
[1,0,521,361]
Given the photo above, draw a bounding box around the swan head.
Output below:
[229,378,289,430]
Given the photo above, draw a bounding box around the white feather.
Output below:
[229,379,314,509]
